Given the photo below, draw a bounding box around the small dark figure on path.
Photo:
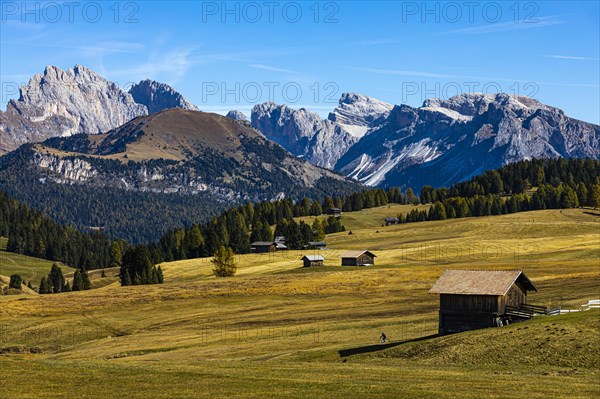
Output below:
[379,332,388,343]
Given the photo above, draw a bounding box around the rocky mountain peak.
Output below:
[226,110,248,122]
[0,65,199,154]
[328,92,393,138]
[129,79,199,114]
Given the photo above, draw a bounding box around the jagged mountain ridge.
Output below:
[336,93,600,188]
[0,65,198,154]
[250,93,392,169]
[327,92,393,138]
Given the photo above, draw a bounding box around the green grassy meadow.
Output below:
[0,208,599,398]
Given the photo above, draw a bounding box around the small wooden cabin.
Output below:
[327,208,342,217]
[251,241,277,253]
[429,270,538,335]
[303,241,327,250]
[301,255,324,267]
[384,217,399,226]
[341,250,376,266]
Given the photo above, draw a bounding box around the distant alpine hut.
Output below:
[251,241,277,253]
[384,217,399,226]
[341,250,377,266]
[327,207,342,217]
[301,255,325,267]
[303,241,328,250]
[429,270,539,335]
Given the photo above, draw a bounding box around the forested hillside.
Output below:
[2,157,598,279]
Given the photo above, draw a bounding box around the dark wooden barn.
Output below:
[301,255,324,267]
[327,208,342,217]
[384,217,399,226]
[429,270,538,335]
[303,241,327,250]
[251,241,277,253]
[341,250,376,266]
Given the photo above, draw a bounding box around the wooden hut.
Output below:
[303,241,327,250]
[429,270,538,335]
[341,250,376,266]
[251,241,277,253]
[301,255,325,267]
[327,208,342,217]
[384,217,399,226]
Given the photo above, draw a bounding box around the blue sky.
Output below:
[1,1,599,123]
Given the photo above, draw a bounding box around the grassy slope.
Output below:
[295,203,431,231]
[0,237,120,291]
[0,208,599,398]
[0,237,58,286]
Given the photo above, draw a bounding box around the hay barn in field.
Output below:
[429,270,539,335]
[340,250,376,266]
[301,255,325,267]
[251,241,277,253]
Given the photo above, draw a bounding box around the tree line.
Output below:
[1,157,599,289]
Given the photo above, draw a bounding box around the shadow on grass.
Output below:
[338,334,438,358]
[582,211,600,217]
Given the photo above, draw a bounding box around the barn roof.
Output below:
[301,255,325,261]
[429,270,537,296]
[340,250,377,259]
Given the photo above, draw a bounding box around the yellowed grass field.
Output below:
[0,208,598,398]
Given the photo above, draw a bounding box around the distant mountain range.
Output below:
[250,93,600,189]
[250,93,393,169]
[1,64,599,195]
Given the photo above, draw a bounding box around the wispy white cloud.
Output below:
[444,15,565,34]
[248,64,299,74]
[544,54,599,61]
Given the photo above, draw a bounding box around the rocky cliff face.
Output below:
[129,79,199,114]
[250,93,392,169]
[251,102,358,169]
[0,65,198,154]
[327,92,393,138]
[335,93,600,188]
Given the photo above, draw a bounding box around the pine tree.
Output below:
[110,241,123,268]
[576,183,588,207]
[591,184,600,209]
[121,270,132,286]
[312,218,325,241]
[49,263,65,293]
[157,266,164,284]
[39,277,48,294]
[212,246,236,277]
[81,268,91,290]
[431,202,447,220]
[560,186,579,208]
[9,274,22,290]
[310,200,323,216]
[72,270,83,291]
